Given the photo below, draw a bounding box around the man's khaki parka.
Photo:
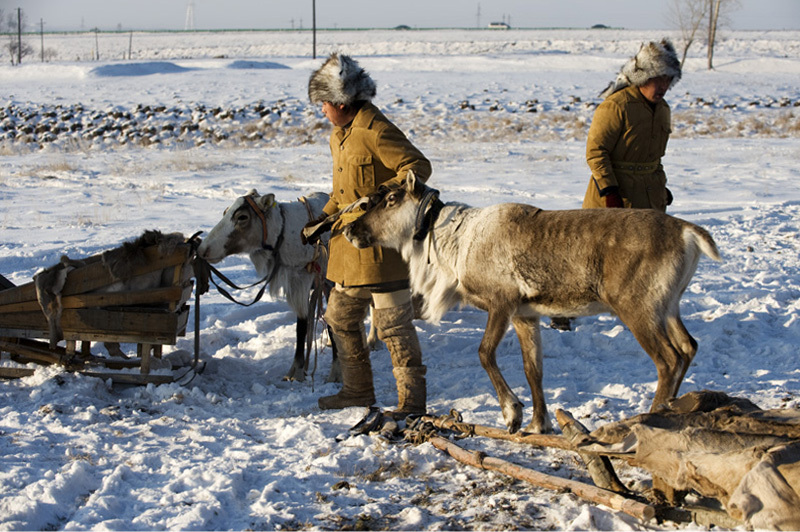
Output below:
[583,85,671,211]
[322,102,432,287]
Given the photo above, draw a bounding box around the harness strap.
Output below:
[205,261,274,307]
[414,187,444,241]
[244,195,285,252]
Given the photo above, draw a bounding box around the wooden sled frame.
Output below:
[0,242,201,385]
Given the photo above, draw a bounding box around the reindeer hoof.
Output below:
[503,402,524,434]
[523,416,554,434]
[282,366,306,382]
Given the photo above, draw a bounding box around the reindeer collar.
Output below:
[413,187,444,241]
[244,195,284,253]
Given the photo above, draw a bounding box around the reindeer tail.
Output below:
[686,225,722,262]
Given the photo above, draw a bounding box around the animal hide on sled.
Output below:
[34,230,186,349]
[579,390,800,530]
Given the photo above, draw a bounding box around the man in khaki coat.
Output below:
[307,53,432,416]
[582,39,682,211]
[552,40,682,332]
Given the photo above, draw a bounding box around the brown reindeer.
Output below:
[341,172,721,434]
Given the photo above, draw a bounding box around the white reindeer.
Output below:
[342,172,721,434]
[197,190,340,382]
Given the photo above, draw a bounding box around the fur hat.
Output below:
[308,53,376,106]
[600,39,682,99]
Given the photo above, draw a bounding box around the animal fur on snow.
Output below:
[308,52,376,106]
[600,38,682,99]
[34,230,186,348]
[583,390,800,530]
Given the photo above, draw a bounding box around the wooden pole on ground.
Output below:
[428,435,655,522]
[420,414,574,451]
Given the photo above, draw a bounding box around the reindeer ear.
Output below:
[257,193,276,210]
[247,189,259,197]
[405,171,417,193]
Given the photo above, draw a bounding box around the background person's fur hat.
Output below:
[308,53,376,106]
[600,39,682,99]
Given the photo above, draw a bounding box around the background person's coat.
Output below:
[322,102,432,287]
[582,85,671,211]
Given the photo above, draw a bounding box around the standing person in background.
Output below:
[551,39,682,332]
[582,39,682,211]
[305,53,432,418]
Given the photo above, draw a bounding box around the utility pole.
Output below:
[40,18,44,62]
[476,3,481,29]
[17,8,22,65]
[312,0,316,59]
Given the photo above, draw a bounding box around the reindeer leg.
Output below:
[622,311,687,412]
[284,317,307,381]
[666,314,698,397]
[479,310,524,433]
[326,325,342,383]
[512,316,553,434]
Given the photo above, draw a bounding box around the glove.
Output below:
[601,186,624,208]
[301,215,331,246]
[666,187,674,206]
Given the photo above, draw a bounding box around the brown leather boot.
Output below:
[374,301,427,418]
[318,329,375,410]
[390,366,427,418]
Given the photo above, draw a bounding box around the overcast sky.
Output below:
[5,0,800,32]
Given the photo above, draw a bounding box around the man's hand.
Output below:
[601,186,624,208]
[301,215,332,245]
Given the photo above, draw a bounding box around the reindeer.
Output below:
[341,172,721,434]
[197,190,341,383]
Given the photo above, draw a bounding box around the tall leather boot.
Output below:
[318,288,374,410]
[374,301,427,417]
[318,329,375,410]
[392,366,427,418]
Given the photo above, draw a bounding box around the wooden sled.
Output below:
[0,240,201,385]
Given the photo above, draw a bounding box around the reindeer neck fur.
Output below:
[247,196,327,318]
[401,202,477,324]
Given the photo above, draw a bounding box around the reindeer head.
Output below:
[198,190,277,263]
[344,172,441,251]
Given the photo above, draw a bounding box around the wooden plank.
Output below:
[0,244,192,308]
[0,307,188,345]
[0,338,69,366]
[77,370,178,385]
[556,409,629,493]
[0,367,36,379]
[429,435,655,522]
[0,284,191,315]
[61,245,191,296]
[0,282,37,307]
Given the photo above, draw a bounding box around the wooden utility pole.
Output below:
[40,18,44,62]
[17,8,22,65]
[312,0,316,59]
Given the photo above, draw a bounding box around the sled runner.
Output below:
[0,232,202,385]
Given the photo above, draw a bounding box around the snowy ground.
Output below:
[0,29,799,530]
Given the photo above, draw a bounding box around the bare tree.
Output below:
[706,0,740,70]
[669,0,740,71]
[668,0,706,68]
[5,8,33,65]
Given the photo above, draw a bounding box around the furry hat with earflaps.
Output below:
[600,39,682,99]
[308,53,377,106]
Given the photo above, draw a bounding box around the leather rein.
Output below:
[204,195,288,307]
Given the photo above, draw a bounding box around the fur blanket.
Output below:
[581,391,800,530]
[34,230,186,348]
